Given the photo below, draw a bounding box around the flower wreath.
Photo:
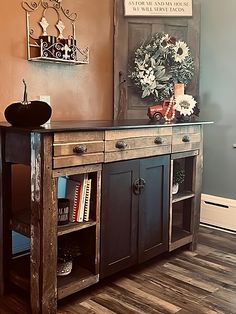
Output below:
[130,32,194,103]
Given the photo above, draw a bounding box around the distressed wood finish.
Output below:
[30,133,57,313]
[190,127,203,250]
[105,145,171,163]
[1,227,236,314]
[54,141,104,156]
[53,152,104,168]
[105,135,172,151]
[5,131,31,165]
[0,129,12,296]
[54,131,104,143]
[172,127,201,153]
[105,128,172,140]
[53,132,104,168]
[52,163,102,178]
[0,121,208,313]
[104,128,172,161]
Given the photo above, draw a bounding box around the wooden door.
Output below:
[114,0,200,119]
[100,160,139,278]
[138,155,170,263]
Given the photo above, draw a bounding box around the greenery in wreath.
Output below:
[129,32,194,103]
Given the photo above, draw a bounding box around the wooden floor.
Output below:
[0,226,236,314]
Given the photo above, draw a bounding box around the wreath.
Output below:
[129,32,194,103]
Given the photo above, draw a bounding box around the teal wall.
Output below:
[199,0,236,199]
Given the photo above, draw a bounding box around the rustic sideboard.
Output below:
[0,120,211,313]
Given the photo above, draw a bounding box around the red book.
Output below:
[66,179,82,223]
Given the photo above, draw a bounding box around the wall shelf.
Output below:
[22,0,89,65]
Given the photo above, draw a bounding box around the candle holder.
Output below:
[21,0,89,65]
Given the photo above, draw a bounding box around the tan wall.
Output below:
[0,0,114,121]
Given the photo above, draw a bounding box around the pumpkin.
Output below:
[4,80,52,127]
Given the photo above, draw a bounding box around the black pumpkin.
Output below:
[4,80,52,127]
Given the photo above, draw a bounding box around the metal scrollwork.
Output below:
[22,0,89,64]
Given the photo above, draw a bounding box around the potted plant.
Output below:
[173,167,185,195]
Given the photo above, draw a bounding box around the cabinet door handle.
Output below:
[154,136,164,145]
[133,178,146,195]
[73,144,87,154]
[115,140,128,150]
[182,135,190,143]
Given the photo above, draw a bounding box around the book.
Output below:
[65,179,82,223]
[75,173,88,222]
[83,179,92,222]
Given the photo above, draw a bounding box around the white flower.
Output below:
[160,34,171,49]
[174,94,196,116]
[174,41,189,63]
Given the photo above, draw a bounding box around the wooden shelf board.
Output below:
[10,210,30,237]
[9,254,99,301]
[57,266,99,300]
[10,254,30,291]
[169,227,193,251]
[57,220,97,236]
[172,191,195,203]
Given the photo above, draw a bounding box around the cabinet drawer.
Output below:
[53,131,104,168]
[172,126,201,153]
[105,128,172,162]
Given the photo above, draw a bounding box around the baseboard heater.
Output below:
[201,194,236,232]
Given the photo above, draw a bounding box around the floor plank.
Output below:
[0,226,235,314]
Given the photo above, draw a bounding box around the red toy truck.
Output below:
[147,100,175,122]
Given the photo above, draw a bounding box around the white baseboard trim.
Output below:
[200,223,236,235]
[201,194,236,232]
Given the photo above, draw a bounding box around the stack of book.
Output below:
[65,174,92,223]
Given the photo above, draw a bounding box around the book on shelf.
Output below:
[76,174,88,222]
[84,179,92,222]
[65,179,82,223]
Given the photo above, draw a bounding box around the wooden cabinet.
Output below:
[169,126,203,252]
[100,159,139,277]
[138,156,169,263]
[0,129,102,313]
[100,155,169,278]
[0,120,209,313]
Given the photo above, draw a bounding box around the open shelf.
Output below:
[58,220,96,236]
[169,153,196,252]
[10,254,30,291]
[10,210,30,237]
[169,227,193,251]
[9,253,99,300]
[172,191,195,203]
[10,210,96,238]
[57,266,99,300]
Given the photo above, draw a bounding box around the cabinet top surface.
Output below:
[0,120,213,133]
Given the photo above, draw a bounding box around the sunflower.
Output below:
[174,94,196,116]
[174,41,189,63]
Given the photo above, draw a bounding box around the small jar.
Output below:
[57,198,70,225]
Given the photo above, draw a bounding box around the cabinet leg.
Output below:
[0,145,12,296]
[30,133,57,313]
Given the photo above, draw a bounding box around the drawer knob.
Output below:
[182,135,190,143]
[115,141,128,150]
[73,144,87,154]
[154,137,164,145]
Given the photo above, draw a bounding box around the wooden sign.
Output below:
[124,0,192,17]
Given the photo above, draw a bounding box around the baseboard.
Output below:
[200,223,236,235]
[201,194,236,232]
